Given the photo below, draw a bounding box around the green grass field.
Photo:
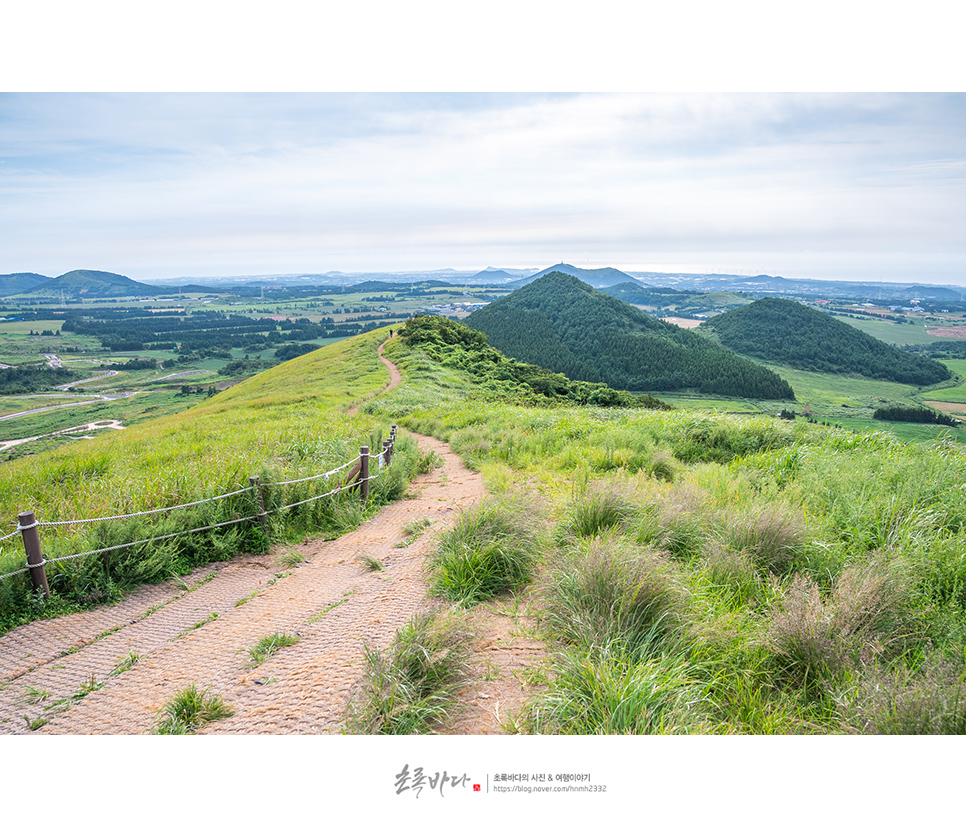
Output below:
[829,312,958,346]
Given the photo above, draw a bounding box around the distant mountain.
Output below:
[468,268,519,283]
[16,270,159,299]
[464,271,794,399]
[626,271,966,304]
[701,298,953,386]
[508,263,637,289]
[0,273,51,297]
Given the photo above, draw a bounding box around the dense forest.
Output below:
[702,298,953,386]
[873,404,960,426]
[61,309,395,353]
[0,365,83,394]
[463,273,795,399]
[400,315,670,409]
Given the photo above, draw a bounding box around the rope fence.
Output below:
[0,426,397,595]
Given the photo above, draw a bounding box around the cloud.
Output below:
[1,93,964,281]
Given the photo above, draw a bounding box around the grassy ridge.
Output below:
[0,328,423,631]
[371,318,966,734]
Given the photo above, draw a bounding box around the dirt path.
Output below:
[0,340,542,735]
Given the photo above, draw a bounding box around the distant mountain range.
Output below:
[3,262,964,304]
[464,271,795,399]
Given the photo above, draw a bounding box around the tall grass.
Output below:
[521,650,707,734]
[342,610,473,734]
[373,329,966,733]
[427,498,543,606]
[541,537,687,660]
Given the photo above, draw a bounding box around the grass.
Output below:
[342,609,473,734]
[520,649,707,734]
[358,553,385,571]
[427,498,543,606]
[541,537,687,660]
[371,325,966,734]
[153,683,235,734]
[109,651,140,676]
[245,631,300,666]
[0,327,436,634]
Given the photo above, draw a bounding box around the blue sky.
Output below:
[3,92,965,285]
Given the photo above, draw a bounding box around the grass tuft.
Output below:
[557,481,637,540]
[427,499,542,606]
[541,538,687,660]
[153,683,234,734]
[246,631,300,667]
[342,610,472,734]
[521,649,706,734]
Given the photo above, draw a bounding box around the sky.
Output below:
[2,92,965,285]
[2,2,965,288]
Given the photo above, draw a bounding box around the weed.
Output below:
[396,517,432,546]
[72,673,103,700]
[23,715,48,731]
[109,651,141,676]
[234,590,260,607]
[428,499,543,606]
[343,610,473,734]
[276,549,305,569]
[358,553,385,572]
[21,686,50,705]
[153,683,234,734]
[309,589,356,621]
[416,450,444,474]
[246,631,300,667]
[173,612,218,639]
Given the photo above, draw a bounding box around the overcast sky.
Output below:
[2,92,965,285]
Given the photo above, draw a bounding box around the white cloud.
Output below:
[1,93,964,281]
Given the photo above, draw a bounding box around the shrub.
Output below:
[427,499,542,606]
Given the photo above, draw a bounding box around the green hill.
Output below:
[464,272,794,399]
[702,298,953,386]
[16,269,158,299]
[0,273,51,296]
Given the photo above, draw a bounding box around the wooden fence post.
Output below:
[359,446,370,502]
[249,476,269,532]
[383,439,392,466]
[18,511,49,599]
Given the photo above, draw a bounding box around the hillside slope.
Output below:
[464,272,794,399]
[16,269,158,299]
[702,298,953,386]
